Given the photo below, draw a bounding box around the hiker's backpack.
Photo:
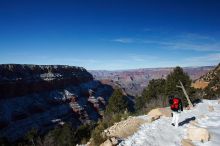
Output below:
[170,98,180,111]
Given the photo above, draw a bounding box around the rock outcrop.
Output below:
[147,108,172,118]
[103,117,147,138]
[192,63,220,91]
[191,80,209,89]
[0,64,93,98]
[0,64,113,141]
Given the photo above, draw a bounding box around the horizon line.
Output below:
[0,63,216,72]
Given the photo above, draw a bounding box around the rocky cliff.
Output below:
[0,64,113,141]
[0,64,93,98]
[192,63,220,98]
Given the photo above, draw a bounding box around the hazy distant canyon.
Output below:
[90,66,214,96]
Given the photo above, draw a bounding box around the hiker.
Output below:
[169,95,183,127]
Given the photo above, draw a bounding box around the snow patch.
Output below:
[119,100,220,146]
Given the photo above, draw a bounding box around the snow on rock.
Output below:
[147,108,172,118]
[119,99,220,146]
[187,124,210,142]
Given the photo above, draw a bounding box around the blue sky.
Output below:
[0,0,220,70]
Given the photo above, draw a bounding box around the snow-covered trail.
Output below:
[119,100,220,146]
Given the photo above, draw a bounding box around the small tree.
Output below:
[142,79,166,101]
[25,128,38,146]
[135,79,166,113]
[105,88,128,115]
[165,66,192,106]
[91,120,108,146]
[73,123,95,145]
[135,96,147,112]
[43,124,75,146]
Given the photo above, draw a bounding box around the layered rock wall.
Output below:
[0,64,113,141]
[0,64,93,98]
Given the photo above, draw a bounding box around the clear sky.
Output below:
[0,0,220,70]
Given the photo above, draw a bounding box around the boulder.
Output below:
[187,125,210,142]
[100,139,113,146]
[208,105,214,112]
[147,108,172,118]
[104,117,147,138]
[181,139,195,146]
